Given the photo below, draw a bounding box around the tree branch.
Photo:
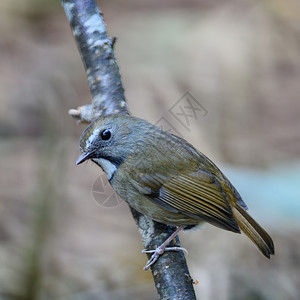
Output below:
[62,0,197,299]
[63,0,128,121]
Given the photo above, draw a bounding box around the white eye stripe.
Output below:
[86,128,100,148]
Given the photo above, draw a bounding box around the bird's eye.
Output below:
[100,129,111,140]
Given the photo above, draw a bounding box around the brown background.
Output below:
[0,0,299,299]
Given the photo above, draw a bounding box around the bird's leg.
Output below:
[142,225,187,270]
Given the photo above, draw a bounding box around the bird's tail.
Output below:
[232,203,275,258]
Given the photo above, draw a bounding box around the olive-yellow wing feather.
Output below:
[130,170,240,232]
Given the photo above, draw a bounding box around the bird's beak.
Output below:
[75,149,96,165]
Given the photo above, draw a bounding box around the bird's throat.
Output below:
[92,158,117,181]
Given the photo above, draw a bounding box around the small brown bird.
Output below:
[76,114,274,269]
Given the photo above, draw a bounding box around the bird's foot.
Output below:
[142,246,188,270]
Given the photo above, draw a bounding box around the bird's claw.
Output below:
[142,246,188,270]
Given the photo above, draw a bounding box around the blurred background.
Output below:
[0,0,299,299]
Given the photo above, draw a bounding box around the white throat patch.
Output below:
[92,158,117,181]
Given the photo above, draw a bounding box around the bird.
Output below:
[76,114,274,269]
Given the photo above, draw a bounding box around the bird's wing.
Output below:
[129,169,240,232]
